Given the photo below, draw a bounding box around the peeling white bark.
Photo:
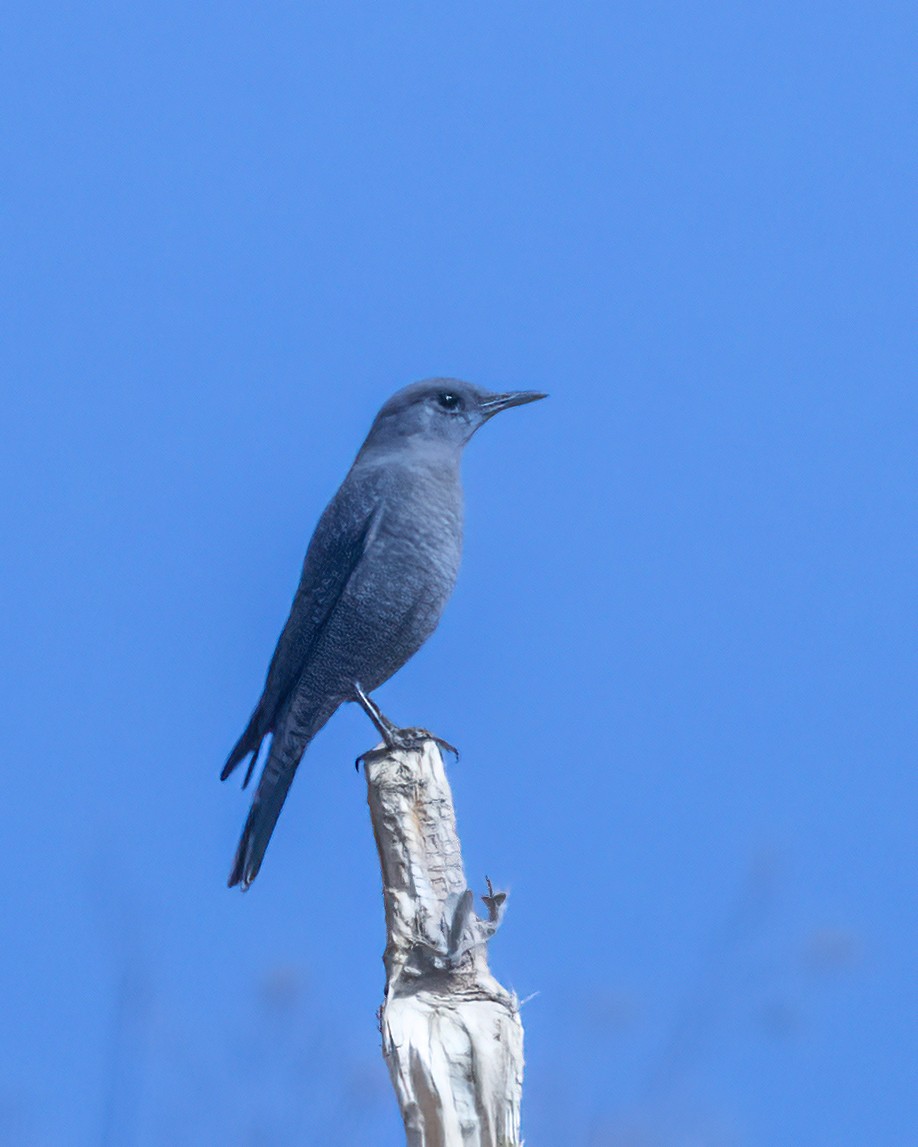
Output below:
[364,740,524,1147]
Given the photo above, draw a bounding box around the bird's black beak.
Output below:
[479,391,548,419]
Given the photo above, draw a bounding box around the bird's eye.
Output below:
[436,392,462,411]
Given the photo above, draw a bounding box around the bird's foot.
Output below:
[351,682,459,769]
[385,725,459,759]
[355,727,460,770]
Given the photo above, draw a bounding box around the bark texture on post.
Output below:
[364,740,523,1147]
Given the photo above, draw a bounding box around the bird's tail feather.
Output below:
[227,746,298,890]
[227,696,339,889]
[221,707,266,786]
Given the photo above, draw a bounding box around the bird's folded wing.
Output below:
[257,469,385,724]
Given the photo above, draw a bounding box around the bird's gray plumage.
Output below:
[223,378,545,888]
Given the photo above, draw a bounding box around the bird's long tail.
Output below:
[227,699,336,889]
[227,743,298,889]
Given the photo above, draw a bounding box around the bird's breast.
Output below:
[376,476,463,585]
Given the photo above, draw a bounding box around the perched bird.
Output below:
[222,379,546,888]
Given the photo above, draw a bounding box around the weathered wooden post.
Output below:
[363,739,524,1147]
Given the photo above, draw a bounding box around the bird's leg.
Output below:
[352,683,399,741]
[352,683,459,768]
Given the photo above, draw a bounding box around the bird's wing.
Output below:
[221,466,384,783]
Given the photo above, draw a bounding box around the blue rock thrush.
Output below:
[222,378,546,888]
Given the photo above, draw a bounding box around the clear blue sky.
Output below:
[2,4,915,1144]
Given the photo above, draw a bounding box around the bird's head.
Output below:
[362,378,547,453]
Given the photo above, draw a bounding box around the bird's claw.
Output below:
[435,735,460,762]
[386,726,460,762]
[354,727,459,771]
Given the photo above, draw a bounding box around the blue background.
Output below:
[2,4,915,1144]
